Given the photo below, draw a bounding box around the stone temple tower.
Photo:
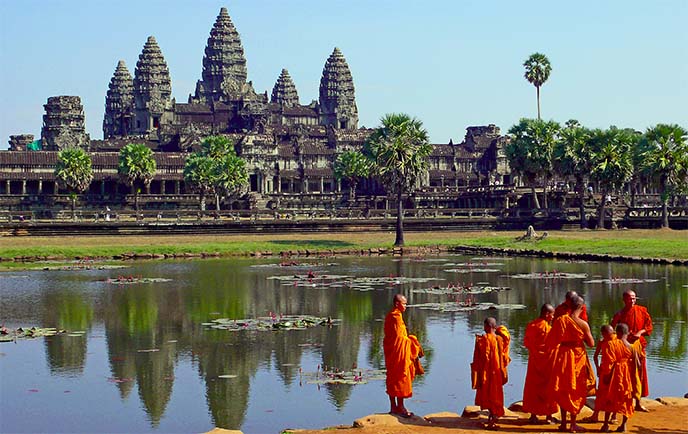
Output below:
[132,36,173,135]
[103,60,134,138]
[41,96,90,151]
[318,47,358,129]
[193,7,248,103]
[271,69,299,107]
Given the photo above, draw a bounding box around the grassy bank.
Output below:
[1,229,686,268]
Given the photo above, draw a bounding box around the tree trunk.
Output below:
[536,86,541,120]
[71,195,76,221]
[531,185,541,209]
[215,193,220,212]
[577,177,586,229]
[597,188,607,229]
[394,188,404,247]
[660,177,669,228]
[135,191,140,220]
[350,180,357,204]
[631,178,637,208]
[542,178,549,209]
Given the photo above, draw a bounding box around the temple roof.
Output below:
[105,61,134,112]
[271,69,299,107]
[319,47,357,117]
[133,36,172,106]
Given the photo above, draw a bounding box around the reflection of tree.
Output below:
[319,321,362,410]
[43,290,93,375]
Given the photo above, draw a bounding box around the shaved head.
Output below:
[565,291,578,301]
[615,322,630,337]
[484,317,497,329]
[393,294,406,304]
[571,295,585,311]
[541,303,554,315]
[601,324,614,335]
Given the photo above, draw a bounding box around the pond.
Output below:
[1,255,686,433]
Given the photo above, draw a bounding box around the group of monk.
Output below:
[383,289,653,433]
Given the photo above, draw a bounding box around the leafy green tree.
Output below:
[589,128,634,229]
[118,143,157,217]
[553,121,593,227]
[523,53,552,120]
[54,148,93,220]
[643,124,688,228]
[184,136,248,213]
[365,113,431,246]
[334,150,371,203]
[506,118,560,209]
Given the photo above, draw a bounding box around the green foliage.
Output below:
[553,123,592,180]
[54,148,93,194]
[643,124,688,195]
[334,150,371,199]
[365,113,431,194]
[589,128,635,191]
[118,143,157,188]
[183,154,216,196]
[523,52,552,88]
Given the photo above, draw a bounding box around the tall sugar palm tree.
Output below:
[366,113,431,246]
[553,121,593,227]
[589,128,634,229]
[643,124,688,228]
[55,148,94,220]
[118,143,157,218]
[523,53,552,120]
[334,150,371,203]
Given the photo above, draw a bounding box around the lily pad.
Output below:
[508,272,588,280]
[444,268,501,274]
[203,315,341,332]
[584,278,659,284]
[106,277,172,285]
[412,284,510,295]
[408,302,527,312]
[301,368,387,385]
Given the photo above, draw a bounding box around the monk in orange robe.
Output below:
[546,296,595,432]
[471,317,511,430]
[384,294,423,418]
[522,303,558,424]
[611,289,652,411]
[588,325,617,424]
[554,290,589,323]
[599,323,642,433]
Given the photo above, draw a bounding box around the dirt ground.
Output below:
[283,398,688,434]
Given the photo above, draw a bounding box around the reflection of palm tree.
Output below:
[43,290,93,375]
[136,344,175,427]
[319,322,362,410]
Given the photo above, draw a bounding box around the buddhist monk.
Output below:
[599,323,642,433]
[554,290,589,322]
[611,289,652,411]
[587,325,617,424]
[471,317,511,430]
[522,303,558,424]
[383,294,423,418]
[546,295,595,433]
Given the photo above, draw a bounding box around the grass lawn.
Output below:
[1,229,686,267]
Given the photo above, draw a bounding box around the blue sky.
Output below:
[1,0,686,148]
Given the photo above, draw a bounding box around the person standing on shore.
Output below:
[383,294,423,418]
[611,289,653,411]
[471,317,511,430]
[547,296,595,433]
[554,290,589,322]
[522,303,558,424]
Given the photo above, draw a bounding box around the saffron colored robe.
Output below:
[554,302,589,323]
[611,305,652,397]
[522,317,558,416]
[472,330,510,417]
[546,315,594,414]
[599,339,640,417]
[384,308,422,398]
[593,335,616,413]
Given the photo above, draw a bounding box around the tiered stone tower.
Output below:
[41,96,90,151]
[318,48,358,130]
[193,7,248,103]
[270,69,299,107]
[8,134,34,151]
[133,36,173,135]
[103,60,135,138]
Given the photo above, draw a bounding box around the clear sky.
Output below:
[1,0,686,149]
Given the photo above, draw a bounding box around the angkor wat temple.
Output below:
[1,7,512,218]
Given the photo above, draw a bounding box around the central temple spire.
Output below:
[319,47,358,129]
[194,7,248,103]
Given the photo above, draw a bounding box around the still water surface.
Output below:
[1,256,686,433]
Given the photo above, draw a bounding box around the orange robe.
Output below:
[522,317,558,416]
[599,339,639,417]
[554,302,589,323]
[383,308,421,398]
[546,315,593,414]
[611,305,652,397]
[472,331,510,417]
[593,335,616,413]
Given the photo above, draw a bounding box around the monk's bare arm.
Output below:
[575,318,595,347]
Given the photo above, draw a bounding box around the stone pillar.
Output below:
[5,180,10,195]
[337,179,342,193]
[100,181,105,196]
[161,180,166,195]
[303,178,308,193]
[289,179,294,193]
[320,177,324,193]
[38,180,43,195]
[22,180,26,195]
[277,176,282,193]
[145,184,150,194]
[175,181,180,194]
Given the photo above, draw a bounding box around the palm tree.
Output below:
[523,53,552,120]
[643,124,688,228]
[334,150,371,203]
[183,154,216,212]
[553,122,593,228]
[506,118,560,209]
[54,148,94,220]
[365,113,431,246]
[589,128,634,229]
[118,143,157,218]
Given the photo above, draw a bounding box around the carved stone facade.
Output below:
[318,48,358,130]
[271,69,299,107]
[103,60,135,139]
[132,36,173,136]
[8,135,34,151]
[41,96,90,151]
